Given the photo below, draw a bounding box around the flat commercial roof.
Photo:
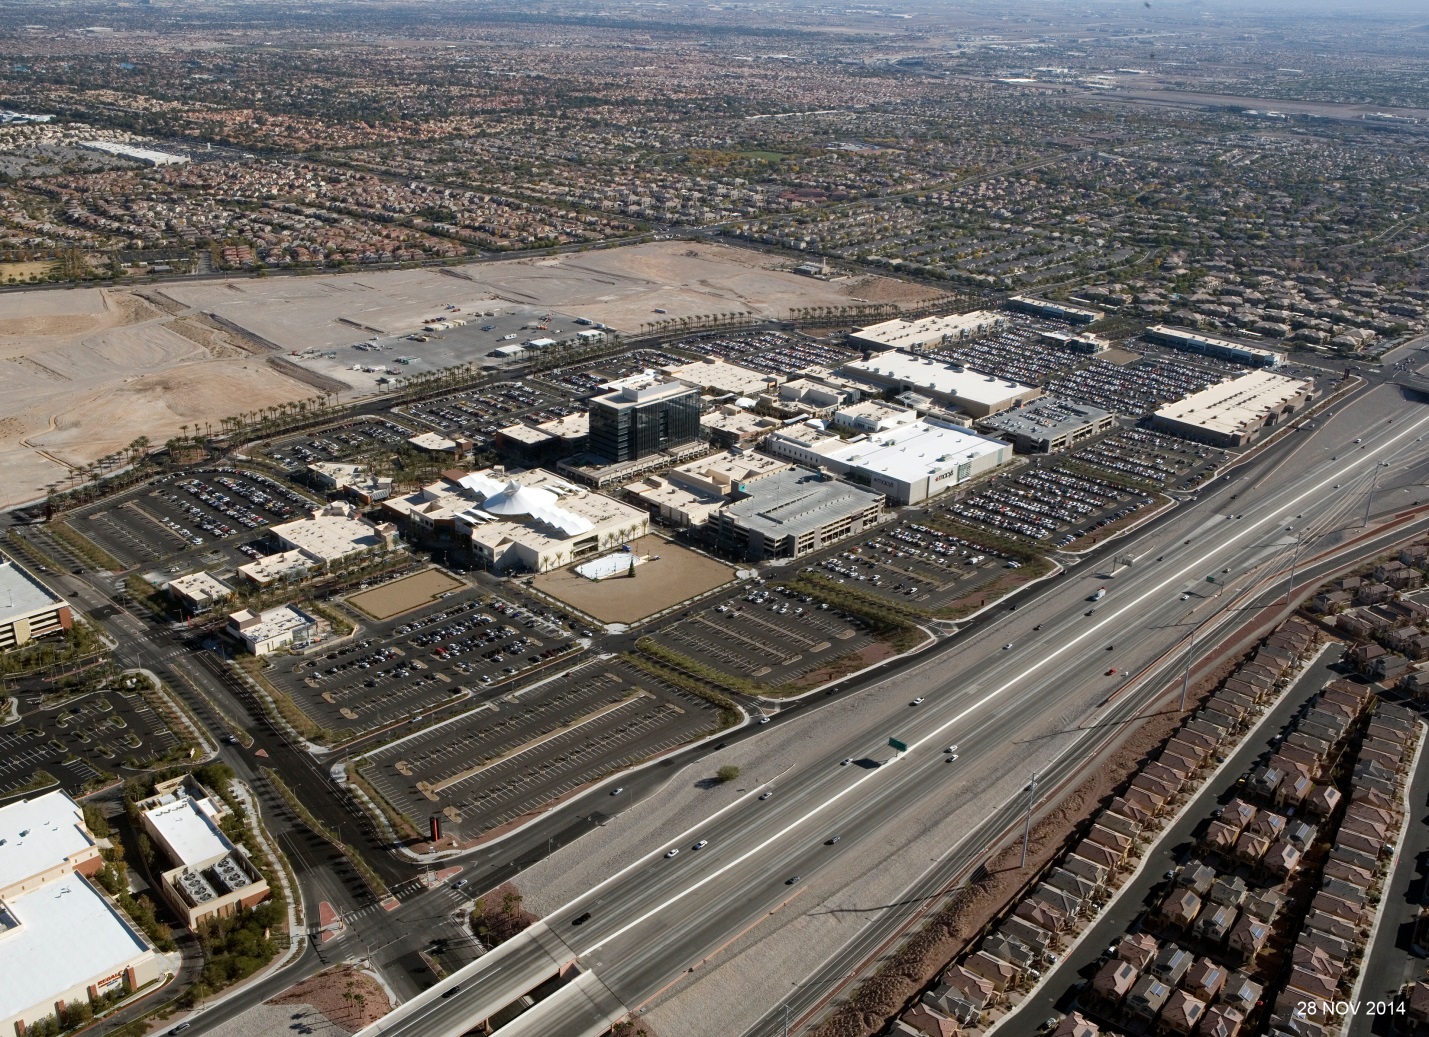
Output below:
[663,358,777,396]
[231,604,316,644]
[0,879,151,1024]
[237,549,310,583]
[842,353,1037,408]
[851,311,1005,350]
[0,557,62,624]
[142,797,231,867]
[0,792,93,894]
[831,421,1008,483]
[271,512,387,563]
[1154,371,1312,435]
[724,468,883,539]
[1146,324,1284,363]
[167,571,230,599]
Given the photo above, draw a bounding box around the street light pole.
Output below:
[1019,772,1040,869]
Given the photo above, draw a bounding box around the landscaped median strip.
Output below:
[263,766,392,902]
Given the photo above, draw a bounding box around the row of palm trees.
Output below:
[215,393,345,442]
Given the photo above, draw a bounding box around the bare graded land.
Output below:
[345,568,467,620]
[162,269,502,353]
[0,243,947,511]
[0,287,316,510]
[531,535,736,624]
[467,241,952,331]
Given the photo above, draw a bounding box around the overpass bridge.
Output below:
[352,922,624,1037]
[1394,373,1429,399]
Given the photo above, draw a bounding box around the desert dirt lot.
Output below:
[0,242,948,511]
[0,287,317,510]
[346,568,467,620]
[532,535,736,624]
[468,241,951,331]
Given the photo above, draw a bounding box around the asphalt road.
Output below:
[361,384,1429,1036]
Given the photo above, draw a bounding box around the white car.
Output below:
[1002,643,1013,650]
[840,757,854,766]
[945,745,958,754]
[910,697,924,705]
[693,839,708,850]
[665,848,680,859]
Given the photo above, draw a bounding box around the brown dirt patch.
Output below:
[269,964,391,1034]
[346,568,466,619]
[532,535,734,624]
[837,274,949,307]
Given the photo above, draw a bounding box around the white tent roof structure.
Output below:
[456,473,595,536]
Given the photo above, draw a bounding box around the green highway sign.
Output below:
[889,737,908,753]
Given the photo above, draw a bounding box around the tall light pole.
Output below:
[1282,531,1305,604]
[1363,463,1387,527]
[1020,772,1040,869]
[1178,616,1214,714]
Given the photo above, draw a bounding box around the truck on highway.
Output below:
[1088,586,1107,601]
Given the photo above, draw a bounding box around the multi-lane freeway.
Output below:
[349,372,1429,1037]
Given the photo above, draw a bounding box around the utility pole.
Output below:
[1178,625,1200,713]
[1283,532,1305,604]
[1020,772,1040,869]
[1363,463,1386,527]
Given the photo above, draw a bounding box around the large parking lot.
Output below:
[1072,427,1225,492]
[265,417,415,473]
[1045,353,1231,416]
[401,381,572,442]
[536,349,688,398]
[70,467,317,570]
[267,586,585,740]
[358,657,719,841]
[938,463,1157,547]
[645,583,873,686]
[803,518,1018,611]
[929,316,1083,387]
[0,685,184,799]
[690,330,856,377]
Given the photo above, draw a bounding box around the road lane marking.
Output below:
[578,409,1429,956]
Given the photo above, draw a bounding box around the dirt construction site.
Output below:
[0,242,948,512]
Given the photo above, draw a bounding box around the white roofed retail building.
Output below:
[0,791,162,1036]
[226,603,318,655]
[386,468,648,573]
[1152,372,1315,448]
[270,500,399,567]
[840,353,1040,417]
[0,553,72,651]
[849,311,1005,353]
[764,418,1013,505]
[137,776,269,928]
